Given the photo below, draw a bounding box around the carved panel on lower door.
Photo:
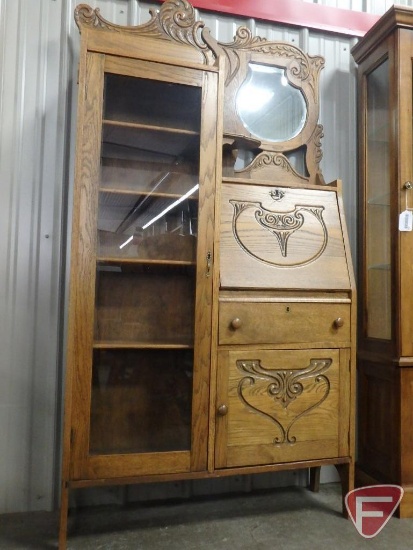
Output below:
[237,358,332,445]
[215,349,342,468]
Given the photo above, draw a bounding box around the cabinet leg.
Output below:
[335,462,355,518]
[58,482,69,550]
[308,467,321,492]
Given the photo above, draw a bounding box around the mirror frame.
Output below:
[203,28,326,185]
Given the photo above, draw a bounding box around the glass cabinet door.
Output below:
[365,59,391,340]
[70,56,217,479]
[92,73,201,455]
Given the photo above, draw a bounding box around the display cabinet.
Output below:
[352,5,413,518]
[60,1,356,547]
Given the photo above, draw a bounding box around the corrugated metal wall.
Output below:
[0,0,412,514]
[0,0,70,513]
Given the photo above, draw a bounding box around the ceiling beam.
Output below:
[158,0,380,37]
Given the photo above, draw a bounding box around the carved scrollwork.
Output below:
[204,26,324,94]
[230,200,328,265]
[305,124,325,185]
[313,124,324,166]
[75,1,208,58]
[74,5,109,30]
[269,189,285,201]
[155,0,207,50]
[254,209,305,257]
[75,4,162,32]
[237,358,332,445]
[239,152,307,182]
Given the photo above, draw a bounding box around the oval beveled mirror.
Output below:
[236,63,307,143]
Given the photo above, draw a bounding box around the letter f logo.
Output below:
[345,485,404,538]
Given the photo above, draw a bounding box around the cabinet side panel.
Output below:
[400,368,413,484]
[356,360,399,483]
[399,29,413,358]
[66,52,105,479]
[354,37,396,356]
[338,348,351,456]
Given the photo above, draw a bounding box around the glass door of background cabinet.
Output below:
[364,59,391,341]
[70,55,217,480]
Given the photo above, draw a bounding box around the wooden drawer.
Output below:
[219,301,350,346]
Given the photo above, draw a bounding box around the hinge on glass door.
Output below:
[206,251,212,277]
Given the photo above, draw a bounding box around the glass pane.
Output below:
[90,350,193,454]
[236,63,307,142]
[366,60,391,340]
[94,264,195,345]
[90,72,201,454]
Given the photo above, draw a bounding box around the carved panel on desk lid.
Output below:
[230,199,328,267]
[203,27,326,186]
[236,358,332,445]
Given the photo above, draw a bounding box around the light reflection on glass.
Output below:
[236,63,307,143]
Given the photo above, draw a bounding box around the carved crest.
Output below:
[75,1,210,62]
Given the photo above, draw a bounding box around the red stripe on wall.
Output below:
[158,0,379,37]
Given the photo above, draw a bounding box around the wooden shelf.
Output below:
[93,340,193,349]
[367,193,390,206]
[368,263,390,271]
[99,186,198,201]
[102,119,200,158]
[97,257,196,267]
[103,119,199,137]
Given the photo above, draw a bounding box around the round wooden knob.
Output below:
[334,317,344,328]
[217,404,228,416]
[231,318,242,329]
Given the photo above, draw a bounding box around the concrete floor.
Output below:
[1,483,413,549]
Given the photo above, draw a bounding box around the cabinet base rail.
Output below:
[59,458,354,549]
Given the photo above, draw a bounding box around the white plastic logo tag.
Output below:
[399,210,413,231]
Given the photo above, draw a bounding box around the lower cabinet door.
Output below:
[214,348,350,468]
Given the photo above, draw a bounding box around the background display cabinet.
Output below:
[352,6,413,518]
[60,1,356,546]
